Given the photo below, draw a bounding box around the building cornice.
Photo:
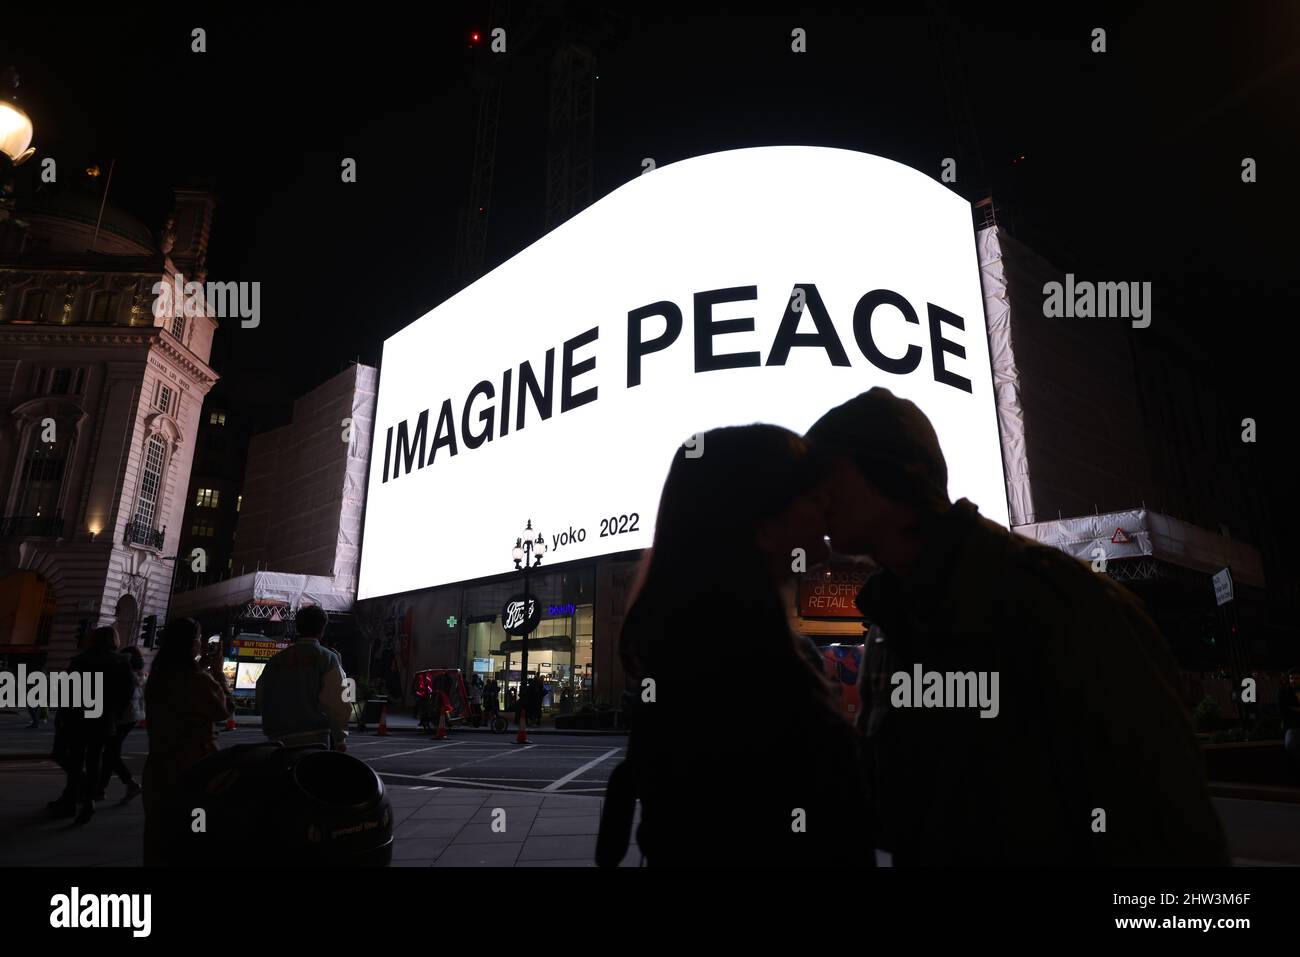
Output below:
[153,334,218,389]
[0,325,218,389]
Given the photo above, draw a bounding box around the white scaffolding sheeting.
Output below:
[170,569,356,618]
[978,225,1031,525]
[1015,508,1265,588]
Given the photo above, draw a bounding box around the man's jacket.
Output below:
[856,498,1229,866]
[257,639,351,743]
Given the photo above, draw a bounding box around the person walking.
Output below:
[256,605,352,751]
[96,644,145,805]
[805,387,1229,865]
[143,617,232,866]
[63,627,133,825]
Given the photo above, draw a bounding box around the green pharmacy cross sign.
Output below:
[446,615,457,628]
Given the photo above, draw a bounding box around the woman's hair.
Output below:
[619,425,838,713]
[88,625,119,653]
[149,617,201,675]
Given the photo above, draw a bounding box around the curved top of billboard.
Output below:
[358,146,1008,600]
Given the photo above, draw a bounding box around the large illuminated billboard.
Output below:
[358,146,1008,599]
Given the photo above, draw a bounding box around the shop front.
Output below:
[458,564,596,717]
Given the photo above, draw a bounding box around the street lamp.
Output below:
[511,519,546,744]
[0,68,35,169]
[0,68,35,232]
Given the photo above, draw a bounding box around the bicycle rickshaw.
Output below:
[413,668,508,734]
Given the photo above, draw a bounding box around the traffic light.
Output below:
[140,615,158,649]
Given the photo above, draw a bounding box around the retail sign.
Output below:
[1212,567,1234,607]
[798,562,874,619]
[360,146,1009,598]
[501,595,541,636]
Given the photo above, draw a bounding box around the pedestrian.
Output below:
[60,626,133,824]
[468,673,483,715]
[256,605,352,751]
[1280,669,1300,778]
[45,631,94,817]
[804,386,1229,865]
[143,617,232,866]
[598,424,870,867]
[95,644,145,805]
[484,678,499,715]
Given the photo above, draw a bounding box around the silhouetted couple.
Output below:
[597,388,1229,867]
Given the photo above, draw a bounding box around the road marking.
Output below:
[418,768,453,778]
[367,742,466,760]
[447,744,537,770]
[543,748,621,792]
[377,771,545,793]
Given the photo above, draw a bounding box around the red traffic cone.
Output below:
[515,706,528,745]
[377,705,389,737]
[435,708,448,740]
[225,713,238,731]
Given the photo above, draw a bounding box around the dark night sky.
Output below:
[4,1,1298,588]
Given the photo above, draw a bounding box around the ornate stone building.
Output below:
[0,186,219,666]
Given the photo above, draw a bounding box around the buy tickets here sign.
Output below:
[799,563,874,619]
[231,639,290,661]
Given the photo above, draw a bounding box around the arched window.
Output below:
[14,432,68,522]
[134,433,168,531]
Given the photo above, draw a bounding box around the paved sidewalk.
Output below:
[0,758,639,867]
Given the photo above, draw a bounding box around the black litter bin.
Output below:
[166,742,393,866]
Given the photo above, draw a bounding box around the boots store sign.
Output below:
[359,146,1009,599]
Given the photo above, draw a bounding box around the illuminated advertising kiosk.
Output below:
[356,146,1008,718]
[221,633,291,702]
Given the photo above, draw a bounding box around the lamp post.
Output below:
[511,520,546,744]
[160,551,181,627]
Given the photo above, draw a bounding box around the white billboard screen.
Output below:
[358,146,1008,599]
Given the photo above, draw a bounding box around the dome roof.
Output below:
[17,190,157,254]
